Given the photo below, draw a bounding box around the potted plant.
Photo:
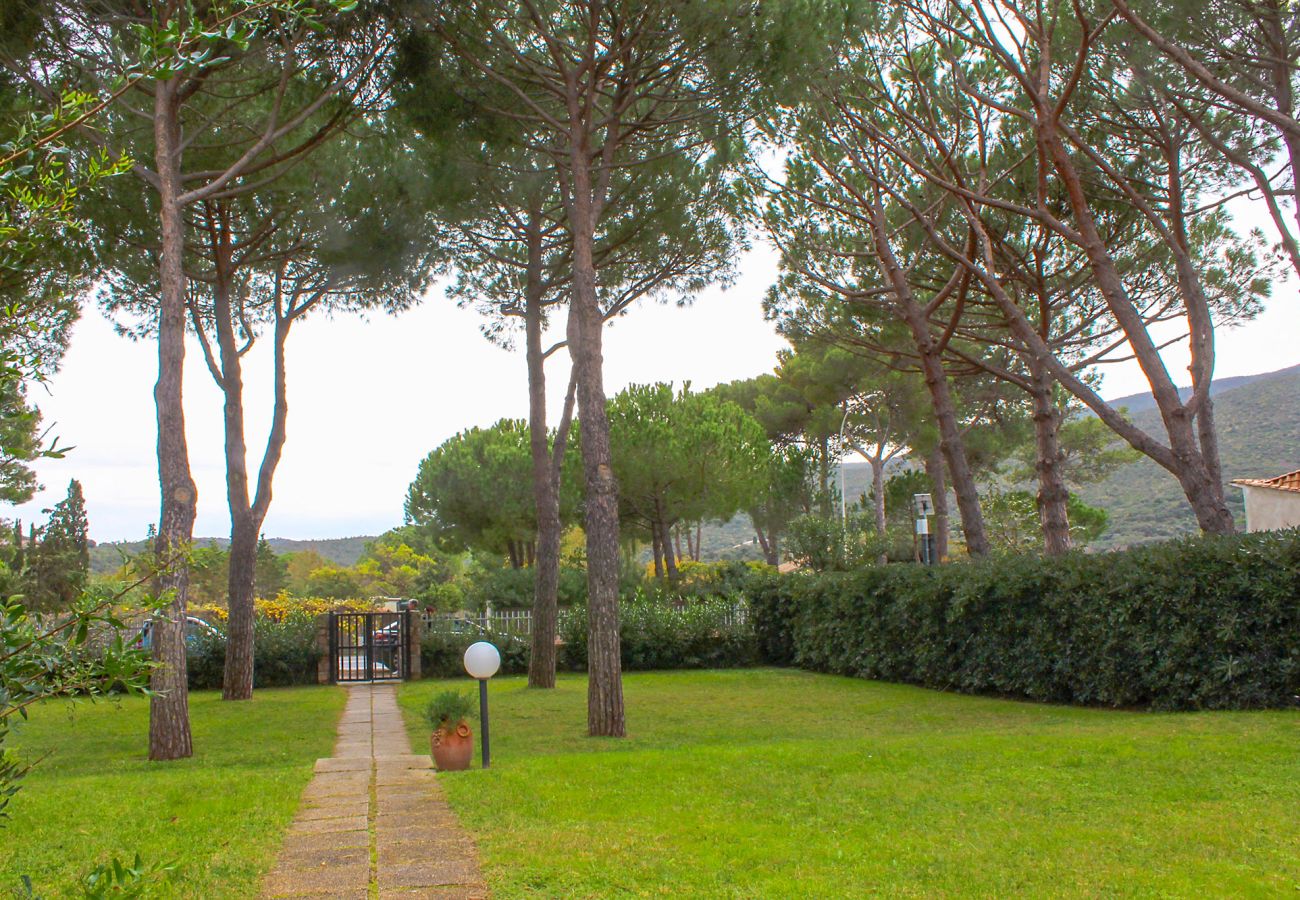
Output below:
[424,690,476,771]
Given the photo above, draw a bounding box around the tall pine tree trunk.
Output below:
[525,238,561,689]
[865,193,987,556]
[223,520,258,696]
[567,157,624,738]
[925,444,950,562]
[149,80,195,761]
[1029,363,1072,556]
[209,217,291,701]
[662,518,679,581]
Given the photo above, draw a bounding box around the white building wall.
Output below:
[1240,486,1300,532]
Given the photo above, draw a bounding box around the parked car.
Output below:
[133,615,220,651]
[372,621,402,646]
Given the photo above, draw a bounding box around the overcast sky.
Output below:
[11,234,1300,544]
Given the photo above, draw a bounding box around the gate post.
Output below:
[316,613,333,685]
[406,608,423,681]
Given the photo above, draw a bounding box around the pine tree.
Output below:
[30,479,90,609]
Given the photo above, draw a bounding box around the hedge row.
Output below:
[747,529,1300,710]
[188,613,320,689]
[420,594,756,677]
[421,627,530,678]
[558,593,756,671]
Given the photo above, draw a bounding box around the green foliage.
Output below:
[422,690,476,730]
[420,628,528,679]
[784,511,886,572]
[0,379,45,505]
[559,593,756,672]
[1,584,156,824]
[406,419,568,562]
[71,853,179,899]
[609,382,772,545]
[296,535,450,604]
[1007,415,1142,488]
[254,537,288,598]
[0,481,93,612]
[187,613,319,690]
[749,529,1300,710]
[981,488,1109,553]
[660,560,775,600]
[458,563,587,613]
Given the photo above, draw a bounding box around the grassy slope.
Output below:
[0,686,344,898]
[400,670,1299,898]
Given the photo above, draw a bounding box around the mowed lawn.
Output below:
[1,686,345,898]
[399,669,1300,898]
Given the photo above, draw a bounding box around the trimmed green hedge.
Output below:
[188,613,320,689]
[420,627,530,678]
[747,529,1300,710]
[559,593,756,671]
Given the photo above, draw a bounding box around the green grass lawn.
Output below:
[399,669,1300,898]
[1,686,344,898]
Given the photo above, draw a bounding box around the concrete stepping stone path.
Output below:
[261,684,488,899]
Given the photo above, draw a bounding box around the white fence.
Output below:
[423,609,536,635]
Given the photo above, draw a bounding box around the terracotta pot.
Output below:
[431,720,473,771]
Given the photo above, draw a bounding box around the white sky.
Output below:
[12,233,1300,543]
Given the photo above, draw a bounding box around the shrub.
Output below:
[748,529,1300,710]
[669,560,775,599]
[187,611,321,689]
[423,690,476,729]
[559,591,756,671]
[419,627,529,678]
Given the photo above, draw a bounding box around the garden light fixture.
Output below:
[463,641,501,768]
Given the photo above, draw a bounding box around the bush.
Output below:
[669,560,775,599]
[559,591,756,671]
[748,529,1300,710]
[423,690,476,729]
[187,611,321,689]
[420,627,529,678]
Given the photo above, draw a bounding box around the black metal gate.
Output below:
[329,611,408,683]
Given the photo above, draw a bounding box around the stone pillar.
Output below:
[316,613,333,685]
[406,608,423,681]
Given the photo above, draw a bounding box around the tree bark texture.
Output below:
[866,199,988,555]
[924,444,949,562]
[1030,100,1234,535]
[205,212,292,702]
[525,250,560,689]
[149,81,196,761]
[567,158,624,738]
[1028,363,1072,556]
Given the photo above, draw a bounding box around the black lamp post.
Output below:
[462,641,500,768]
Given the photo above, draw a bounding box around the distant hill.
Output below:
[89,534,376,575]
[1078,364,1300,548]
[698,363,1299,559]
[1102,363,1300,417]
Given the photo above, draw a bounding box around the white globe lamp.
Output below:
[463,641,501,680]
[463,641,501,767]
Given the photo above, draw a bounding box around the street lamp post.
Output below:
[463,641,500,768]
[914,493,935,565]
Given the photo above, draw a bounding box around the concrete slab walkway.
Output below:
[261,684,488,899]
